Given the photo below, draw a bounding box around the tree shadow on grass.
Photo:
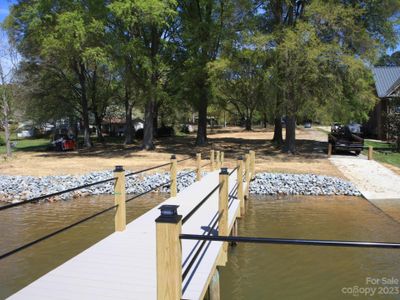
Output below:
[31,134,332,162]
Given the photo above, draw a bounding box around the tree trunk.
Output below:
[263,112,267,128]
[94,112,104,143]
[245,118,252,131]
[272,117,283,145]
[272,118,283,145]
[142,82,155,150]
[124,103,134,145]
[77,63,92,148]
[196,94,208,146]
[153,101,158,136]
[2,95,11,157]
[283,115,296,153]
[1,65,11,157]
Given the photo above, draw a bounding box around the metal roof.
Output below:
[372,67,400,97]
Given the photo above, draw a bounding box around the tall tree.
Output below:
[209,48,267,131]
[255,0,400,153]
[109,0,177,150]
[177,0,234,146]
[0,28,18,157]
[6,0,109,147]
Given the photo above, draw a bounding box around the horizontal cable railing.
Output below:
[180,235,400,249]
[0,164,202,260]
[1,156,200,212]
[125,162,172,177]
[201,162,211,168]
[177,157,194,163]
[125,170,196,203]
[182,211,222,281]
[229,166,238,176]
[125,157,194,178]
[182,183,220,225]
[0,203,118,260]
[0,177,117,211]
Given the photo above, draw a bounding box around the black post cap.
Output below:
[156,204,182,223]
[220,167,228,175]
[171,154,176,159]
[238,156,243,160]
[114,165,124,172]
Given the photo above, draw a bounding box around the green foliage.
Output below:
[3,0,400,150]
[363,140,400,168]
[387,111,400,151]
[209,47,268,128]
[377,51,400,66]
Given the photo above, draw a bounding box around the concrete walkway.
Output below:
[329,155,400,201]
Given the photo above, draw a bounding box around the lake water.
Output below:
[1,195,399,299]
[220,195,400,300]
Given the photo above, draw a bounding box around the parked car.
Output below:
[304,120,312,128]
[331,122,342,133]
[51,134,76,151]
[328,124,364,155]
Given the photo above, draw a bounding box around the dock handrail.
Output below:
[0,156,199,212]
[0,176,117,211]
[182,183,221,225]
[0,152,214,261]
[182,211,222,281]
[179,234,400,249]
[0,203,119,260]
[125,169,197,203]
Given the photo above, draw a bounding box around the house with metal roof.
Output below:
[364,67,400,139]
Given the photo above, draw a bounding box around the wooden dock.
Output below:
[8,156,253,300]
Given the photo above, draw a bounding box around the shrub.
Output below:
[387,111,400,151]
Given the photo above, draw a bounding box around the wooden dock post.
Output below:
[328,143,332,158]
[218,168,229,266]
[250,150,255,180]
[114,166,126,232]
[196,152,202,181]
[208,269,221,300]
[170,155,177,197]
[368,146,373,160]
[237,157,245,217]
[244,154,250,199]
[220,152,224,167]
[211,150,215,171]
[155,205,182,300]
[216,151,221,169]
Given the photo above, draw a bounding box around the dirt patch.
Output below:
[0,127,341,177]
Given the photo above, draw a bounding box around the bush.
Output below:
[387,112,400,151]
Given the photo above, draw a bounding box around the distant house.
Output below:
[365,67,400,140]
[102,117,144,136]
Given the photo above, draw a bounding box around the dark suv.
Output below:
[328,124,364,155]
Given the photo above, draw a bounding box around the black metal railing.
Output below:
[182,184,221,225]
[179,234,400,249]
[182,212,223,281]
[0,155,203,260]
[0,203,119,260]
[0,176,117,211]
[126,170,197,203]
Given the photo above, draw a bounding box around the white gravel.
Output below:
[0,170,360,204]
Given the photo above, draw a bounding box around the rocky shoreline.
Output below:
[0,171,360,204]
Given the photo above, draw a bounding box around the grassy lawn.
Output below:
[0,137,51,154]
[363,139,400,168]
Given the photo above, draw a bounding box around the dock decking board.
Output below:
[9,170,242,300]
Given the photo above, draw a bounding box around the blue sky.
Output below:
[0,0,13,23]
